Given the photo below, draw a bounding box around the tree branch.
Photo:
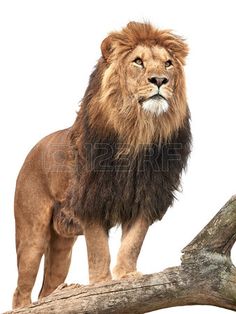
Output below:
[6,196,236,314]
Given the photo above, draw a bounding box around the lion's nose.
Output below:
[148,76,169,88]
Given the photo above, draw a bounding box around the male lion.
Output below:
[13,22,191,308]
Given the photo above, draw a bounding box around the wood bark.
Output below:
[6,196,236,314]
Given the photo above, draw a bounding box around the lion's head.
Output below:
[75,22,189,154]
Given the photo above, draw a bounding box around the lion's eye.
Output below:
[133,57,144,67]
[165,60,173,68]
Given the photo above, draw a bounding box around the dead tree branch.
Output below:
[6,196,236,313]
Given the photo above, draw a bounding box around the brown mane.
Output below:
[62,22,192,229]
[71,22,189,155]
[101,21,188,64]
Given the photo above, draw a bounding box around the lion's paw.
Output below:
[52,283,80,294]
[67,283,81,289]
[122,271,143,279]
[52,283,68,293]
[113,269,143,280]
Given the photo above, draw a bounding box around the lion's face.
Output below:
[87,22,189,152]
[123,45,177,116]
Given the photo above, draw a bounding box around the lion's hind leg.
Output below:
[38,227,77,299]
[13,237,47,309]
[13,198,53,309]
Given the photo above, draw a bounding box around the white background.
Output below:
[0,0,236,313]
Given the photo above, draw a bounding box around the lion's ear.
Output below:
[101,35,114,61]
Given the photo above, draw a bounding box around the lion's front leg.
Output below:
[113,216,150,280]
[84,223,112,284]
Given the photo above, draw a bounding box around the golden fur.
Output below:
[13,22,190,309]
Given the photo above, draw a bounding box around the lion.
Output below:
[13,21,191,309]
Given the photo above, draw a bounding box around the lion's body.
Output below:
[13,22,191,309]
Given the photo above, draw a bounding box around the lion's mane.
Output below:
[55,22,191,232]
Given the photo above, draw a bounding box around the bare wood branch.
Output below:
[6,196,236,314]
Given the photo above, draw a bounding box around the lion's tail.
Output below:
[52,202,83,238]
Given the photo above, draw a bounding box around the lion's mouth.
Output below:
[139,93,167,105]
[139,93,169,115]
